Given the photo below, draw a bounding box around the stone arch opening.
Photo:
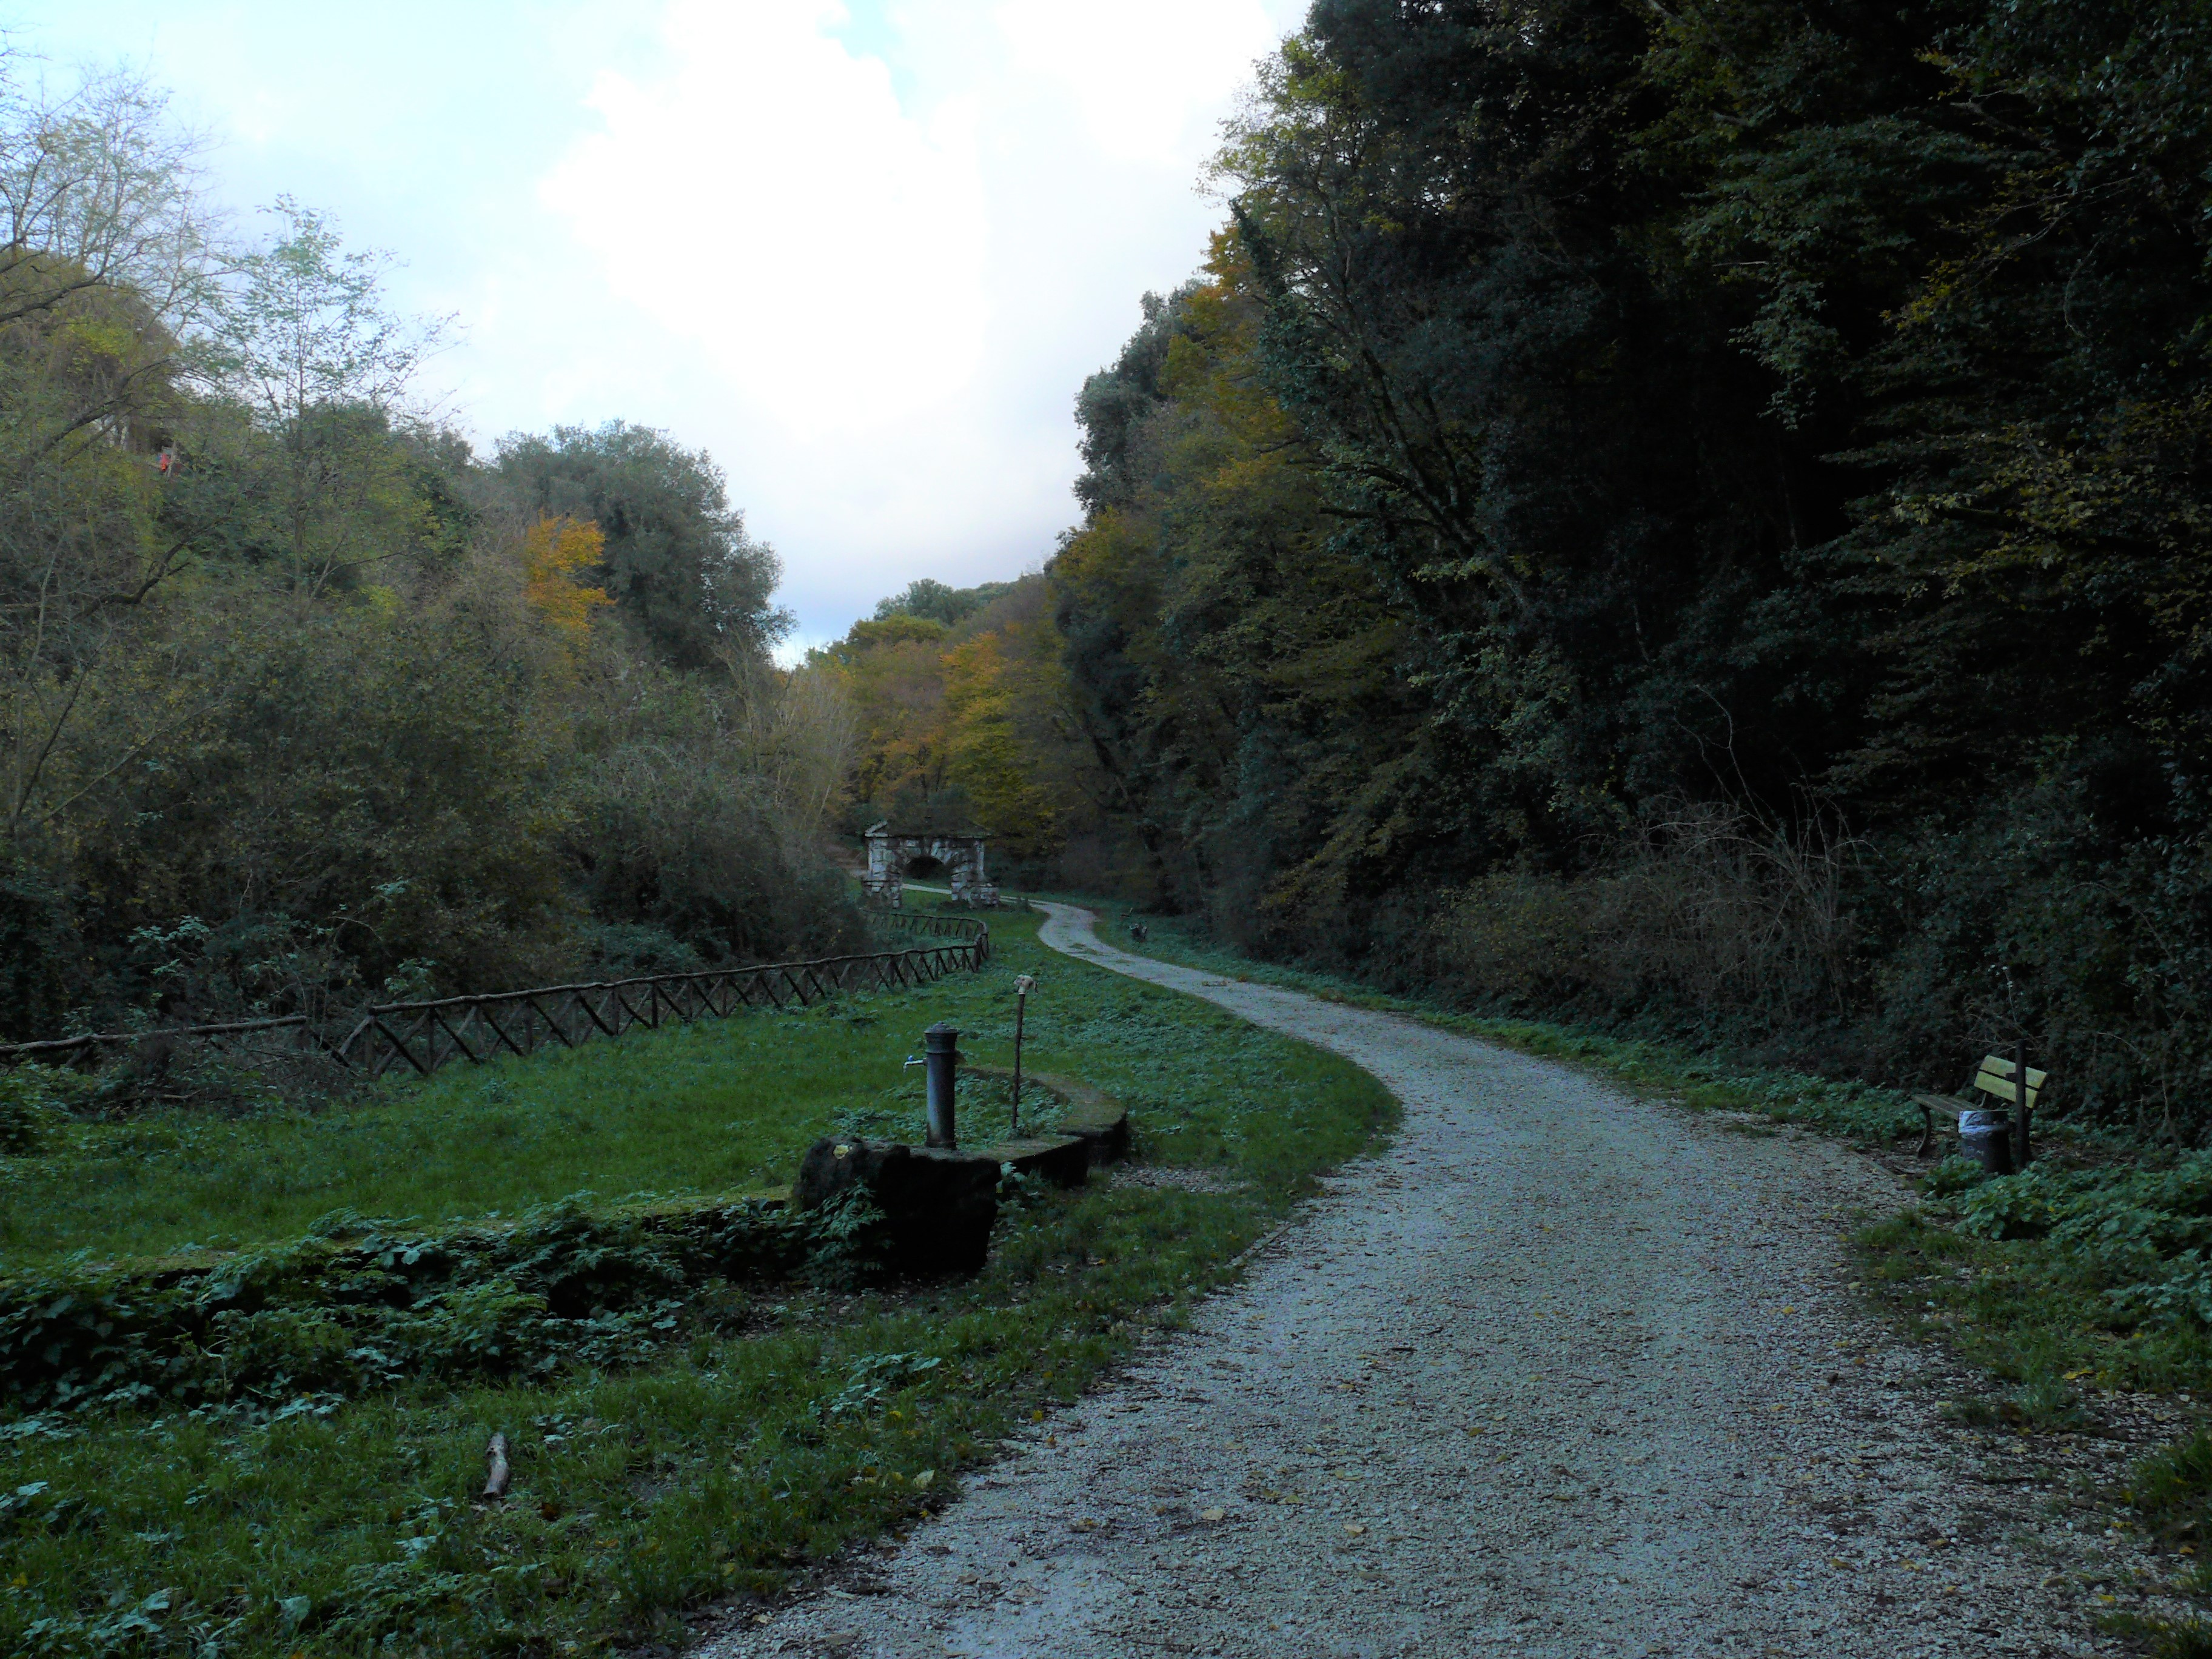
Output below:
[860,823,999,908]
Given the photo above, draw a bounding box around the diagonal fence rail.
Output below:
[867,908,996,942]
[0,927,990,1083]
[336,941,984,1079]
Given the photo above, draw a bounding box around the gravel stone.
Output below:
[692,903,2170,1658]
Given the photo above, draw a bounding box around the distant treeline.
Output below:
[0,67,861,1045]
[840,0,2212,1141]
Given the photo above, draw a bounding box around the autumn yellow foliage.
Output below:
[823,577,1088,861]
[519,515,611,643]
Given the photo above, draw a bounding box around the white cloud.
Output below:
[995,0,1280,164]
[541,0,990,438]
[515,0,1309,635]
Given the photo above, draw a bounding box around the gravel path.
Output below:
[697,903,2151,1658]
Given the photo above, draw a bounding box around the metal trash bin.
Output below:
[1958,1107,2016,1176]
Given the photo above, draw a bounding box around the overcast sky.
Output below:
[13,0,1304,651]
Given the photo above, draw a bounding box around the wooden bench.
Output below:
[1912,1054,2046,1164]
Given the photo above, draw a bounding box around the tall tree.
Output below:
[1047,0,2212,1122]
[495,422,787,671]
[198,198,458,593]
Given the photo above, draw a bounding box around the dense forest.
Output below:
[840,0,2212,1139]
[0,67,863,1048]
[14,4,2212,1140]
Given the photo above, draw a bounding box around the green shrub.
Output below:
[1920,1156,1989,1199]
[1957,1157,2212,1258]
[2143,1618,2212,1659]
[565,742,867,967]
[0,1067,62,1153]
[0,1193,849,1413]
[2133,1432,2212,1544]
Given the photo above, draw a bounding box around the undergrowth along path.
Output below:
[704,903,2160,1658]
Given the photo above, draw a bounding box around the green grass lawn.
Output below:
[0,903,1395,1657]
[0,907,1327,1269]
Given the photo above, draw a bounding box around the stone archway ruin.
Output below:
[861,823,999,908]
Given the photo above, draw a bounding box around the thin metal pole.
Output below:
[1011,973,1036,1138]
[923,1021,959,1148]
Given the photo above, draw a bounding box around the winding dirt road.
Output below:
[700,903,2143,1658]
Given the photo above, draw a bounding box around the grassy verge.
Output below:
[1853,1162,2212,1418]
[0,905,1394,1657]
[1079,904,1926,1144]
[1849,1166,2212,1652]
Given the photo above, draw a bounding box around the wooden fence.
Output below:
[869,908,997,943]
[0,920,990,1082]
